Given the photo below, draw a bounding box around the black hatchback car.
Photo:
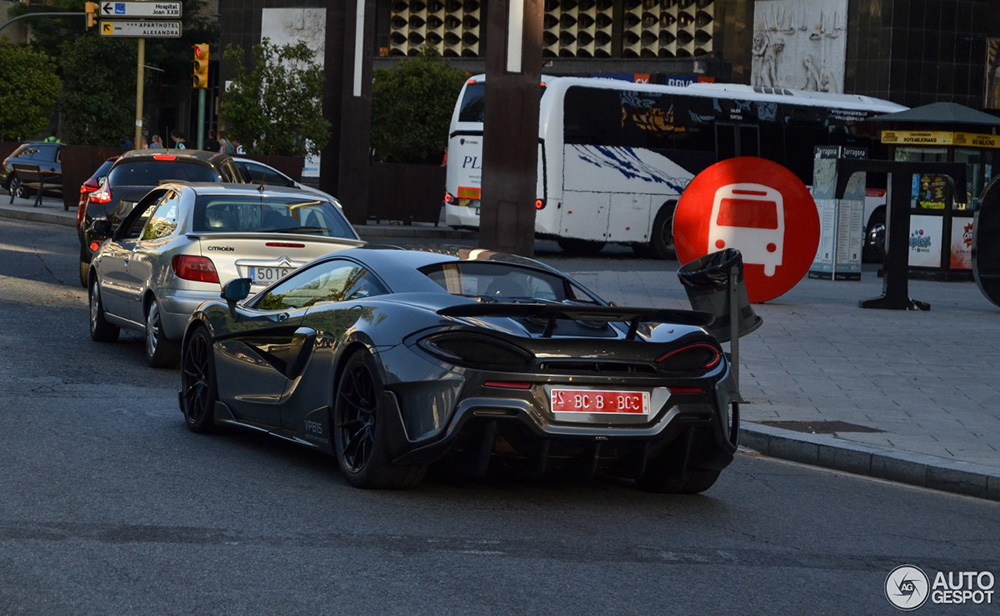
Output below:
[79,149,246,284]
[1,142,62,199]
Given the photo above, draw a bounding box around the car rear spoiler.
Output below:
[437,303,714,340]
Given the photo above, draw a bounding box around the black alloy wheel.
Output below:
[333,351,426,489]
[180,327,218,433]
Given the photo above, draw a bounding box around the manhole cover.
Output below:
[756,420,883,434]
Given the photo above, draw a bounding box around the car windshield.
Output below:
[419,261,598,303]
[108,160,219,186]
[192,194,358,238]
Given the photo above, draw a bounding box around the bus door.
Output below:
[716,123,760,161]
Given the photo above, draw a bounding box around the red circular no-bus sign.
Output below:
[673,157,820,303]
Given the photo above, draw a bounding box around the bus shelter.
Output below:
[870,102,1000,281]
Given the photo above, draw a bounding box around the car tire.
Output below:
[145,298,180,369]
[636,467,720,494]
[557,238,606,255]
[78,245,91,289]
[333,350,427,489]
[89,279,120,342]
[180,325,219,434]
[862,209,886,263]
[646,201,677,260]
[9,174,25,199]
[636,468,721,494]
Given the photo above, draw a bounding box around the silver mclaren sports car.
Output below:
[179,247,740,492]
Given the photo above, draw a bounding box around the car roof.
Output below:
[117,148,232,164]
[164,182,329,198]
[306,246,564,292]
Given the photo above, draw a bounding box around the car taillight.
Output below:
[89,185,111,204]
[419,333,532,371]
[657,342,722,372]
[444,192,455,204]
[171,255,220,284]
[534,198,545,210]
[153,154,177,161]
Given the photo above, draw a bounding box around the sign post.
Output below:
[98,2,182,150]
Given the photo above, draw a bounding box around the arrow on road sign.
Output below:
[102,22,112,34]
[103,2,112,14]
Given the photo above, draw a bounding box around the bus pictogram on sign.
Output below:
[673,157,820,303]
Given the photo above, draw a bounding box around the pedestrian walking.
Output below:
[149,135,164,148]
[170,130,187,149]
[43,130,61,144]
[204,129,220,153]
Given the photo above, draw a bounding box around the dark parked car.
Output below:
[179,247,740,492]
[80,149,246,287]
[1,142,62,200]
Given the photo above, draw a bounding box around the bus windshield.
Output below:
[457,82,547,123]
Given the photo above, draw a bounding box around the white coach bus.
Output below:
[443,75,905,257]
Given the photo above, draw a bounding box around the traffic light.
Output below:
[192,44,210,89]
[85,2,98,28]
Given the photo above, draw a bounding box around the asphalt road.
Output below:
[2,218,998,615]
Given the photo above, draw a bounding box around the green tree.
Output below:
[59,37,140,145]
[0,43,61,141]
[219,39,329,157]
[370,47,466,164]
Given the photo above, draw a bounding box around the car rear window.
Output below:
[192,194,358,239]
[419,261,595,303]
[108,160,220,186]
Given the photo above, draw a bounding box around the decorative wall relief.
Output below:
[751,0,847,93]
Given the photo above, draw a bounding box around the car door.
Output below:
[127,189,183,322]
[280,262,390,433]
[215,260,368,428]
[99,189,168,324]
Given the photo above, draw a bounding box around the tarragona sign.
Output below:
[882,130,1000,148]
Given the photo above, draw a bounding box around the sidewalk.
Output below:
[3,195,999,500]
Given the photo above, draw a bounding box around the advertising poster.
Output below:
[986,38,1000,110]
[911,174,950,209]
[908,215,943,268]
[950,217,975,270]
[809,146,863,280]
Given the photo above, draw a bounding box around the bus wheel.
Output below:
[557,238,606,255]
[648,202,677,260]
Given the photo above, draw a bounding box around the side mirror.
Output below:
[221,278,252,306]
[88,219,114,239]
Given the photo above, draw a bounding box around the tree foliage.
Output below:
[0,43,61,141]
[370,48,467,164]
[219,39,330,157]
[58,37,140,145]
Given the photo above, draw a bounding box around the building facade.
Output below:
[219,0,1000,111]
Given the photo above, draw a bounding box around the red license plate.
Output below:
[550,389,650,414]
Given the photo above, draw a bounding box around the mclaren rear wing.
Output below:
[437,303,713,340]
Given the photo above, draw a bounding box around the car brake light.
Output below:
[657,343,722,371]
[467,79,477,85]
[171,255,220,284]
[153,154,177,161]
[89,241,100,252]
[265,242,305,248]
[89,186,111,204]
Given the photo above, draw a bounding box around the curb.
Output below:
[740,422,1000,502]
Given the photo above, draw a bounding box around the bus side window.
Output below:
[564,87,623,146]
